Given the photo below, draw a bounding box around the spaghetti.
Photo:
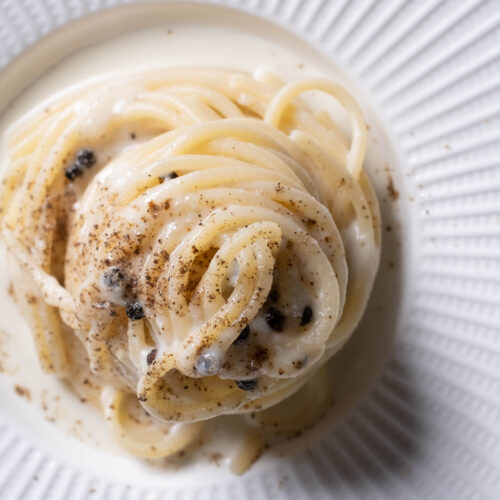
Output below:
[0,67,380,471]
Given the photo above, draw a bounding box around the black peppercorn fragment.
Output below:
[233,325,250,345]
[236,379,258,391]
[64,149,96,180]
[146,348,157,365]
[159,171,178,183]
[300,305,313,326]
[64,163,84,181]
[103,267,124,289]
[265,307,285,332]
[75,149,96,168]
[126,302,145,320]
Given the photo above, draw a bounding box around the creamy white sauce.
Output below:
[0,11,404,484]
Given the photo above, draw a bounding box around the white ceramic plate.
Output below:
[0,1,499,499]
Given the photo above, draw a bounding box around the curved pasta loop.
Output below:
[0,68,380,458]
[265,78,367,179]
[102,386,203,458]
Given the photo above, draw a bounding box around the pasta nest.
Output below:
[1,68,380,426]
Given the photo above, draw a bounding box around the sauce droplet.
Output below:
[197,351,221,376]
